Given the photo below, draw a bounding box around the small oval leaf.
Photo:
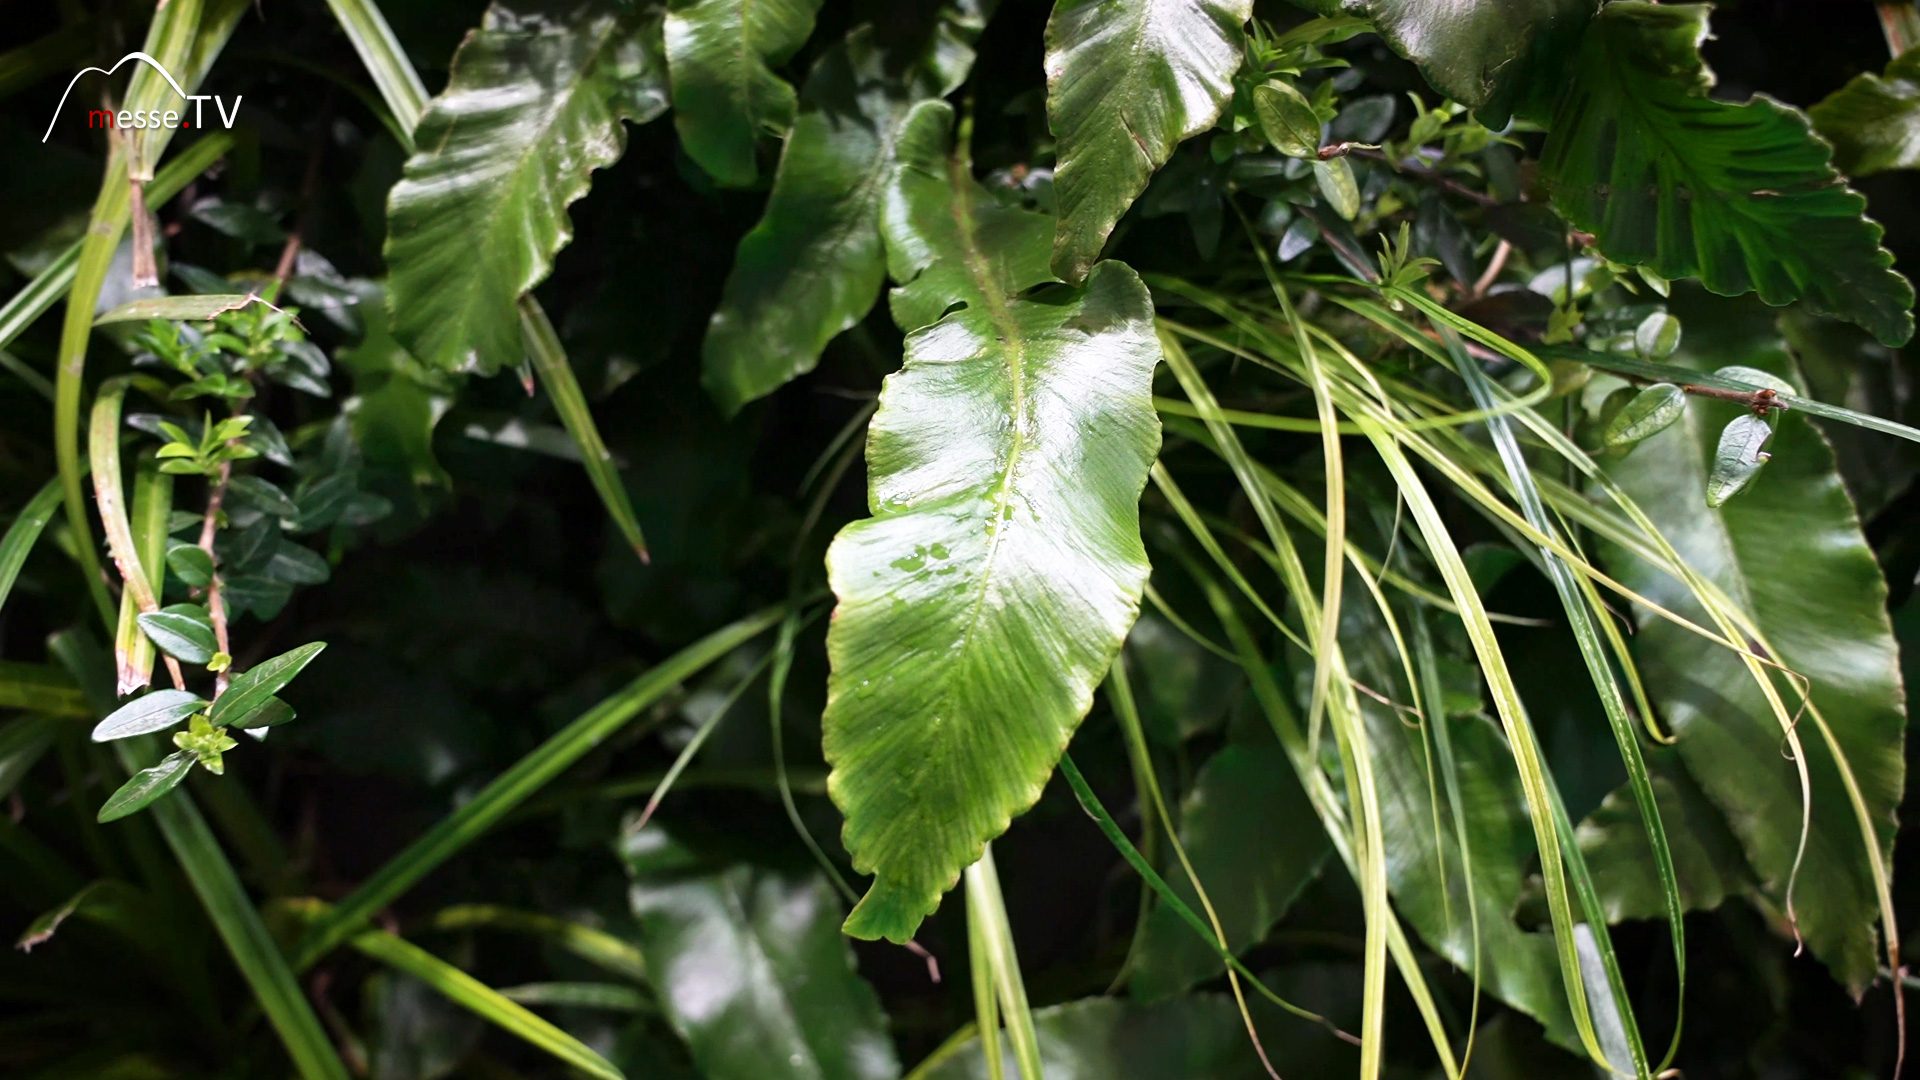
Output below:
[1707,414,1773,506]
[209,642,326,727]
[137,605,218,665]
[225,475,299,519]
[97,750,196,822]
[265,543,331,586]
[1634,311,1681,359]
[1313,156,1360,220]
[91,689,207,742]
[165,541,214,588]
[1602,383,1686,449]
[1252,80,1320,159]
[1711,364,1796,396]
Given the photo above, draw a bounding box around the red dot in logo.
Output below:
[181,122,189,128]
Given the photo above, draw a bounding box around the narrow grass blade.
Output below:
[964,845,1043,1080]
[111,736,350,1080]
[0,134,232,353]
[0,477,62,616]
[498,982,650,1011]
[294,604,786,968]
[91,379,166,692]
[968,881,1005,1080]
[1451,333,1666,1077]
[0,662,91,717]
[0,22,92,101]
[320,0,429,132]
[425,905,649,983]
[521,304,649,561]
[346,923,624,1080]
[0,349,53,401]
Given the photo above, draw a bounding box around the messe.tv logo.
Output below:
[41,51,242,142]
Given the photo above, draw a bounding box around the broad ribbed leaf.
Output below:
[1601,383,1685,449]
[1577,751,1754,922]
[1599,289,1905,992]
[1043,0,1252,283]
[1541,2,1914,347]
[1305,0,1593,126]
[1810,48,1920,177]
[665,0,822,187]
[385,1,668,374]
[883,100,1056,333]
[913,995,1272,1079]
[1129,738,1328,1000]
[700,13,985,415]
[824,120,1161,938]
[624,850,897,1080]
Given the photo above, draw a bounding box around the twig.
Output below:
[1679,384,1783,416]
[1329,145,1500,208]
[1471,239,1511,299]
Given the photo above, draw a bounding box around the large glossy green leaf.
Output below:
[665,0,822,187]
[1043,0,1251,283]
[1576,751,1754,923]
[1381,712,1577,1043]
[823,157,1160,940]
[385,1,668,374]
[1306,0,1593,126]
[908,995,1268,1080]
[1598,289,1906,992]
[1129,738,1329,1001]
[1540,2,1913,347]
[701,15,983,416]
[1810,48,1920,177]
[623,840,898,1080]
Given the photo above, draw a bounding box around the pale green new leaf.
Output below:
[385,1,668,374]
[1810,48,1920,177]
[1599,290,1905,992]
[1540,2,1914,347]
[1044,0,1252,283]
[824,146,1161,939]
[665,0,822,187]
[625,850,898,1080]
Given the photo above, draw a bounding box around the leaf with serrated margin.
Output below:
[1044,0,1252,284]
[1811,48,1920,177]
[665,0,822,187]
[1540,2,1914,347]
[1300,0,1594,127]
[1598,288,1905,993]
[700,8,989,415]
[823,138,1161,937]
[385,1,668,374]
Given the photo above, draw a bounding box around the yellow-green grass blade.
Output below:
[965,845,1043,1080]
